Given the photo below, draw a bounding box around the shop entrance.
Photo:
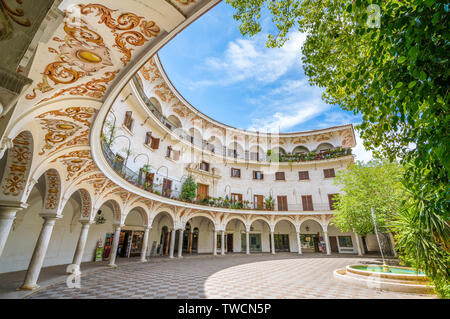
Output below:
[301,234,321,253]
[329,236,339,253]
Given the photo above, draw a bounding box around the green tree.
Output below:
[227,0,449,297]
[332,160,404,236]
[180,175,197,202]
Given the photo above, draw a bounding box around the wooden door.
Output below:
[329,236,339,253]
[162,178,172,197]
[277,196,288,211]
[197,183,209,200]
[254,195,264,209]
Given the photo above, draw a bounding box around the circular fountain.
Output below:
[334,264,434,294]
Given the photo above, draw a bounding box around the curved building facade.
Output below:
[0,0,382,290]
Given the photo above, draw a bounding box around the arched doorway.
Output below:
[300,219,326,253]
[273,220,296,252]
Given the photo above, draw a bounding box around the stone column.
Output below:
[0,206,21,257]
[169,229,176,258]
[296,231,302,255]
[213,230,217,255]
[221,231,225,255]
[177,229,184,258]
[71,221,91,269]
[324,231,331,255]
[354,232,363,256]
[140,227,150,262]
[270,231,275,254]
[246,231,250,255]
[20,216,58,290]
[108,225,121,267]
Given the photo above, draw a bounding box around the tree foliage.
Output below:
[226,0,449,296]
[332,160,404,235]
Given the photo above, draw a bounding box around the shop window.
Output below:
[298,171,309,180]
[231,168,241,178]
[323,168,336,178]
[275,172,285,181]
[253,171,264,180]
[338,236,353,247]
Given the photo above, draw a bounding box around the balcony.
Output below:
[132,76,352,164]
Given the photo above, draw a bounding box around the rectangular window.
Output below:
[298,171,309,180]
[324,168,336,178]
[253,171,264,180]
[231,168,241,178]
[250,152,259,161]
[275,172,285,181]
[172,150,180,161]
[124,111,134,131]
[338,236,353,248]
[200,161,210,172]
[277,196,288,211]
[328,193,339,210]
[301,195,314,211]
[166,146,172,158]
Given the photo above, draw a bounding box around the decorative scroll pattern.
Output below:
[1,132,33,196]
[36,107,97,156]
[79,188,92,218]
[44,169,60,210]
[79,3,161,66]
[51,150,91,181]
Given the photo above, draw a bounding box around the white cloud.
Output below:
[353,130,373,162]
[247,98,328,132]
[196,31,306,86]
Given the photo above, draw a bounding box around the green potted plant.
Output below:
[180,175,197,202]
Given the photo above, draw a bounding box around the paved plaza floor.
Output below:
[1,253,435,299]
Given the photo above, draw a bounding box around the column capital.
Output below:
[39,214,62,221]
[0,201,28,212]
[79,220,94,225]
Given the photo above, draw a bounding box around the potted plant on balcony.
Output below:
[180,175,197,202]
[264,196,275,211]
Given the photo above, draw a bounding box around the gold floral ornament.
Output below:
[36,107,97,155]
[1,132,33,196]
[26,15,116,102]
[79,3,161,66]
[59,38,113,74]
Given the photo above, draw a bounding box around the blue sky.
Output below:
[159,2,372,161]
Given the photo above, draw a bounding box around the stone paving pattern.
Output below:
[27,254,434,299]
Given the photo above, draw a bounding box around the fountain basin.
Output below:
[334,264,434,294]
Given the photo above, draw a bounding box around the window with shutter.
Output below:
[324,168,336,178]
[301,195,314,211]
[253,171,263,180]
[145,132,152,145]
[298,171,309,180]
[254,195,264,209]
[231,168,241,178]
[328,193,339,210]
[200,161,210,172]
[166,146,172,158]
[275,172,285,180]
[151,137,160,150]
[231,193,243,203]
[173,150,180,161]
[277,196,288,211]
[124,111,133,131]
